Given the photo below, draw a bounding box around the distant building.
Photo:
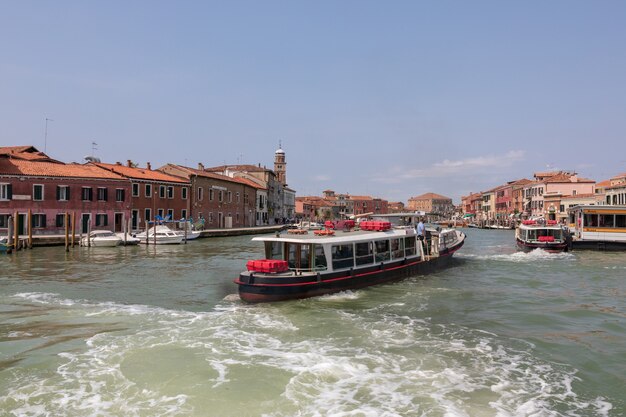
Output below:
[407,192,454,216]
[603,172,626,205]
[523,171,595,219]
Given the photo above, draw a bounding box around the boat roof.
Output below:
[567,204,626,212]
[518,223,563,230]
[253,226,451,244]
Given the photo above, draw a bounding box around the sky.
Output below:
[2,1,626,203]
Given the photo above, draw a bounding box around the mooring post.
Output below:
[65,212,70,252]
[71,212,76,247]
[7,215,14,254]
[27,209,33,249]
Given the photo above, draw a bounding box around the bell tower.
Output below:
[274,141,287,185]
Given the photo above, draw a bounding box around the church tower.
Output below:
[274,141,287,185]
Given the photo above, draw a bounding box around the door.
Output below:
[17,214,26,235]
[81,214,91,233]
[114,212,123,232]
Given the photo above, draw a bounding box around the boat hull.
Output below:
[516,238,568,253]
[571,240,626,251]
[235,242,464,303]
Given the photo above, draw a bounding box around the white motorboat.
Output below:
[135,225,184,245]
[115,232,141,245]
[81,230,123,247]
[177,222,201,240]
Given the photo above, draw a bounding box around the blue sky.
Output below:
[2,1,625,203]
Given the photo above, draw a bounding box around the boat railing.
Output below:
[290,265,328,274]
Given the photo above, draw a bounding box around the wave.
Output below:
[458,249,575,263]
[1,292,612,417]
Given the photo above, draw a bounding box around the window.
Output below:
[116,189,125,202]
[236,192,240,203]
[208,212,213,224]
[197,187,203,201]
[159,185,166,198]
[584,213,598,227]
[209,188,214,201]
[167,209,174,220]
[599,214,614,228]
[228,191,232,203]
[616,215,626,228]
[57,185,70,201]
[132,210,139,229]
[375,240,390,262]
[405,237,416,257]
[573,190,577,196]
[145,184,152,197]
[97,187,108,201]
[157,208,164,218]
[167,186,174,199]
[219,190,223,202]
[32,214,46,228]
[0,183,12,200]
[82,187,93,201]
[314,245,327,270]
[0,214,9,227]
[56,214,66,227]
[144,208,151,221]
[391,238,404,259]
[331,244,354,270]
[181,209,187,220]
[355,242,374,266]
[132,183,139,197]
[182,187,188,200]
[33,184,44,201]
[95,214,108,227]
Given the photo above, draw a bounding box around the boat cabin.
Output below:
[568,205,626,243]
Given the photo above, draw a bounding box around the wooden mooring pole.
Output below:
[65,212,70,252]
[71,212,76,248]
[27,209,33,249]
[7,215,14,254]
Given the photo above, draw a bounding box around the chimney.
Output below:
[127,160,133,167]
[116,161,122,166]
[198,162,204,170]
[146,162,151,170]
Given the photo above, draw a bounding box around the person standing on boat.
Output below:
[416,217,425,241]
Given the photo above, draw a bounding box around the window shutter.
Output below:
[104,188,108,201]
[7,184,12,200]
[42,214,46,227]
[56,186,61,200]
[67,187,70,200]
[89,188,93,201]
[104,215,108,226]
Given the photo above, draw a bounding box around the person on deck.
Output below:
[416,217,425,241]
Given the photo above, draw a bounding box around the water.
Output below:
[0,230,624,416]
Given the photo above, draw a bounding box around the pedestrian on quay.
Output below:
[416,217,425,241]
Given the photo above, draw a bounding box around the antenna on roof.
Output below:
[44,117,53,153]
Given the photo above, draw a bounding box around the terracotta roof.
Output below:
[544,174,595,184]
[0,145,61,163]
[595,179,612,188]
[610,172,626,180]
[349,195,374,201]
[0,159,126,179]
[562,193,597,199]
[161,164,266,189]
[95,162,189,183]
[205,164,269,173]
[410,192,451,201]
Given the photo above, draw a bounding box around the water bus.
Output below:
[515,219,570,253]
[567,205,626,250]
[235,214,466,302]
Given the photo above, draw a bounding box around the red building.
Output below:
[94,162,190,232]
[158,163,259,228]
[0,157,130,234]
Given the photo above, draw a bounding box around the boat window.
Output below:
[404,237,416,257]
[599,214,615,228]
[332,244,354,270]
[374,240,390,262]
[265,241,283,260]
[616,215,626,228]
[584,214,598,227]
[355,242,374,266]
[314,245,327,270]
[527,229,537,241]
[391,238,404,259]
[285,243,312,270]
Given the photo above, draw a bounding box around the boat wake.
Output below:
[1,292,613,417]
[458,249,575,263]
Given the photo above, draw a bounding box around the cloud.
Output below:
[372,150,526,184]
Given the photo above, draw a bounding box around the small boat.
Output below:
[515,220,570,253]
[135,225,184,245]
[115,232,141,245]
[176,222,201,240]
[235,213,466,303]
[81,230,123,247]
[0,236,9,253]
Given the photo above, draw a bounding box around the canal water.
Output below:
[0,229,624,416]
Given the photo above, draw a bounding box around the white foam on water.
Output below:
[318,290,362,301]
[2,292,613,416]
[458,249,575,263]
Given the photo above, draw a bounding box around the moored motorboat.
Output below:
[81,230,123,247]
[135,225,184,245]
[515,219,570,253]
[115,232,141,245]
[235,214,466,303]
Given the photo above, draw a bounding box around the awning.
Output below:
[462,213,475,218]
